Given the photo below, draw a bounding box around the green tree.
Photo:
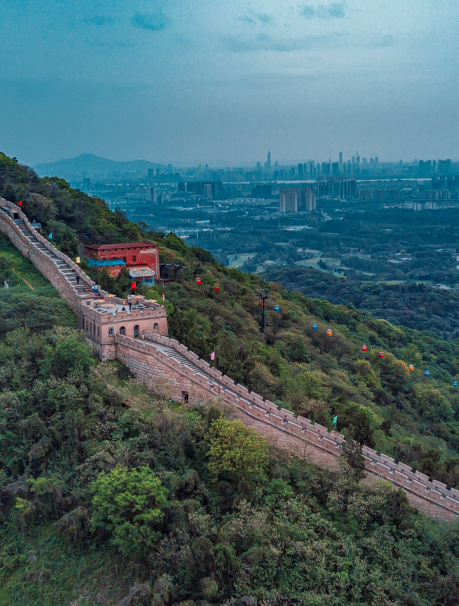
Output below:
[90,465,168,556]
[206,418,269,481]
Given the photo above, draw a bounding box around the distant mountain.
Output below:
[33,153,165,179]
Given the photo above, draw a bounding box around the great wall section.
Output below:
[2,196,459,521]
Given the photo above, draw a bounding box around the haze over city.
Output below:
[1,0,459,166]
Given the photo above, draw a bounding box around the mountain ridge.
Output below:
[33,153,165,178]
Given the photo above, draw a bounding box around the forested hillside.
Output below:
[2,152,459,604]
[263,265,459,340]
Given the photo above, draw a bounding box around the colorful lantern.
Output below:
[131,281,136,290]
[274,304,280,312]
[326,329,333,337]
[424,370,430,377]
[312,323,318,330]
[362,344,368,352]
[453,381,458,388]
[409,364,415,371]
[195,277,202,285]
[18,200,22,207]
[379,351,385,359]
[214,283,220,291]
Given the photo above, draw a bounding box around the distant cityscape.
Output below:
[67,151,459,223]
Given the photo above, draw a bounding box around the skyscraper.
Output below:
[339,152,343,168]
[264,150,272,172]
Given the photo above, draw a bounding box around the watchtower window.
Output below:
[108,328,114,336]
[182,391,189,404]
[132,256,136,262]
[119,326,126,336]
[134,325,139,337]
[153,323,159,331]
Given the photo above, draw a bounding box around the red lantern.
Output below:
[214,283,220,291]
[18,200,22,207]
[195,277,202,285]
[379,351,385,359]
[326,328,333,337]
[362,344,368,352]
[131,281,136,290]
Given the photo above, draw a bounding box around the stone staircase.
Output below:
[149,341,214,381]
[0,202,95,299]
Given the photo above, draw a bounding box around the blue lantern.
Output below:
[274,304,280,312]
[454,381,458,388]
[312,323,318,330]
[424,370,430,377]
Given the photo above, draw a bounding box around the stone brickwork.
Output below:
[1,196,459,521]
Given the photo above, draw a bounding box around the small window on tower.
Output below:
[109,328,114,336]
[132,256,136,262]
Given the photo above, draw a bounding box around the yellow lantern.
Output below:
[76,256,81,264]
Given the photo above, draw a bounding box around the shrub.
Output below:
[90,465,168,556]
[206,419,269,482]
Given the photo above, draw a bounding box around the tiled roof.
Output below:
[129,266,156,278]
[85,242,157,251]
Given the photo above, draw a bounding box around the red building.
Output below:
[85,242,159,285]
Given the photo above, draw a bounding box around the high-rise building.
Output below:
[300,187,316,211]
[185,181,224,199]
[279,186,316,212]
[148,169,154,183]
[82,178,91,192]
[264,150,272,172]
[339,152,343,168]
[251,184,272,198]
[298,163,304,179]
[279,188,298,212]
[203,184,212,199]
[145,186,157,202]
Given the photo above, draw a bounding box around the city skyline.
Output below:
[1,0,458,166]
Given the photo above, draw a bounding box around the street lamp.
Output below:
[255,288,270,332]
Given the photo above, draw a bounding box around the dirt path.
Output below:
[12,268,36,291]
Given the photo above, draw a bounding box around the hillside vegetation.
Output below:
[263,265,459,341]
[2,153,459,604]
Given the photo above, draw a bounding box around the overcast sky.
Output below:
[1,0,458,166]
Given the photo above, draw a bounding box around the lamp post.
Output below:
[255,288,270,333]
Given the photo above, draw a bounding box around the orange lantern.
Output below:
[362,344,368,352]
[327,329,333,337]
[409,364,415,371]
[379,351,385,359]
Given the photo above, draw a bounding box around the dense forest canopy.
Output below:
[263,266,459,341]
[2,153,459,604]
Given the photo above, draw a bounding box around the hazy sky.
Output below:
[1,0,458,166]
